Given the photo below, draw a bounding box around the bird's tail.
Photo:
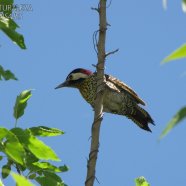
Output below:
[127,105,154,132]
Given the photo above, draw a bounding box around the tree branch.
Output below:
[105,48,119,57]
[85,0,107,186]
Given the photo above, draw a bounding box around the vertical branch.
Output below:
[85,0,107,186]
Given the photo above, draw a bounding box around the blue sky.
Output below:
[1,0,186,186]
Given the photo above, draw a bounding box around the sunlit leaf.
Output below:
[33,162,62,172]
[0,128,8,140]
[0,65,17,81]
[0,128,25,165]
[159,107,186,139]
[28,126,64,137]
[0,178,4,186]
[13,90,32,120]
[0,17,26,49]
[162,44,186,63]
[12,173,34,186]
[11,128,60,161]
[135,177,150,186]
[182,0,186,13]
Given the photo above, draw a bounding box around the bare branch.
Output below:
[105,48,119,57]
[92,64,97,68]
[91,7,99,12]
[85,0,107,186]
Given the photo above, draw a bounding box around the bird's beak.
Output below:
[55,80,69,89]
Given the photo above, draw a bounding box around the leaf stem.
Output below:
[14,119,18,128]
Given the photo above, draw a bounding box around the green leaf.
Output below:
[59,165,69,172]
[28,173,36,180]
[12,173,34,186]
[36,176,64,186]
[0,127,8,140]
[28,126,64,137]
[182,0,186,13]
[36,172,65,186]
[135,177,150,186]
[0,17,26,49]
[0,156,3,161]
[0,128,25,165]
[11,128,60,161]
[0,65,17,81]
[13,90,32,120]
[162,44,186,63]
[26,135,60,161]
[159,107,186,139]
[25,150,39,166]
[44,172,66,185]
[4,141,25,165]
[33,162,64,173]
[2,164,11,179]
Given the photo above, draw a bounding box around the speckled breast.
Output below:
[78,75,97,107]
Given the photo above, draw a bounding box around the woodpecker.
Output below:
[55,68,154,132]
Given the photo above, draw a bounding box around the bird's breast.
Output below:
[78,77,97,107]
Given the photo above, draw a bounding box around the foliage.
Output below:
[135,177,150,186]
[0,0,26,81]
[12,173,34,186]
[13,90,32,126]
[160,43,186,138]
[0,1,26,49]
[0,16,26,49]
[160,107,186,139]
[162,44,186,63]
[0,65,17,81]
[0,90,68,186]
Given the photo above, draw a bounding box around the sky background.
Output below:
[1,0,186,186]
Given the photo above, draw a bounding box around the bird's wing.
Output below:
[105,74,146,106]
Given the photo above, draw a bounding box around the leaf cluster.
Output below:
[0,0,26,81]
[0,90,68,186]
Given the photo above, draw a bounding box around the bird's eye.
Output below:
[68,75,73,80]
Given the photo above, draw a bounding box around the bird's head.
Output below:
[55,68,93,89]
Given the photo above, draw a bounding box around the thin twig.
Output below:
[91,7,99,12]
[107,22,111,26]
[105,48,119,57]
[92,64,97,68]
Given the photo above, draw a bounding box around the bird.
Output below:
[55,68,154,132]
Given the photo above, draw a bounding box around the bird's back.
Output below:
[77,73,154,131]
